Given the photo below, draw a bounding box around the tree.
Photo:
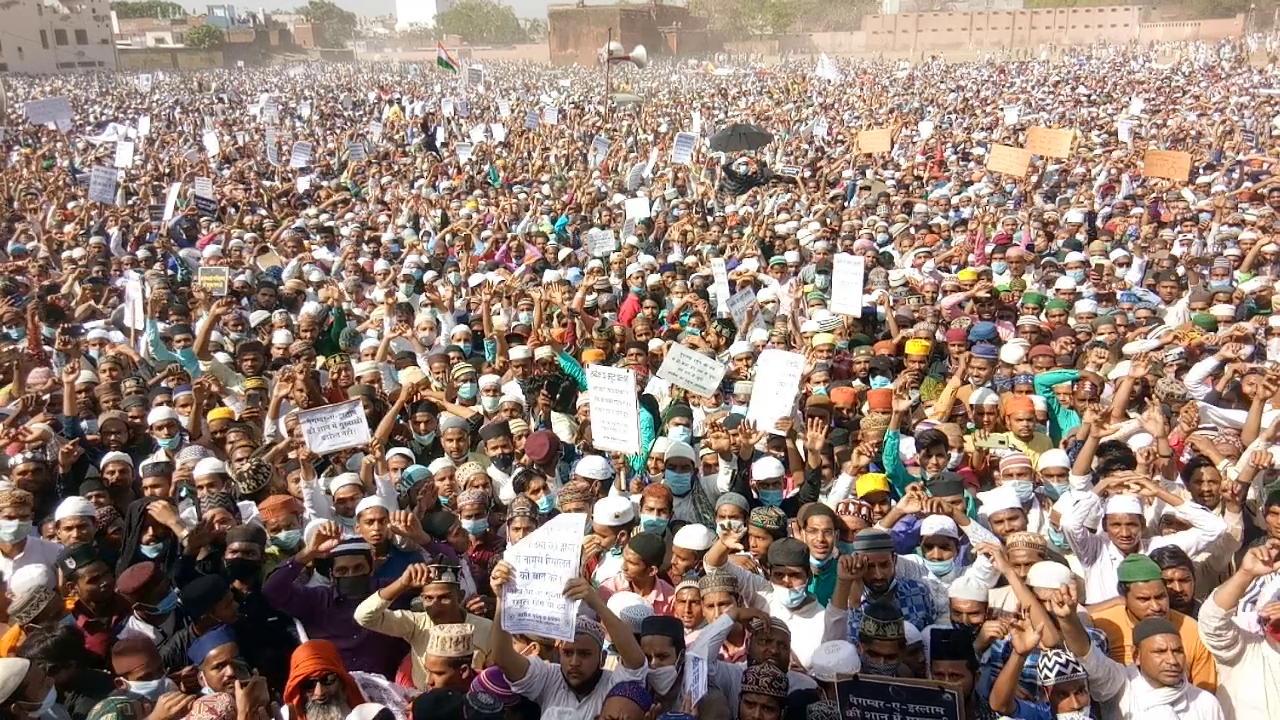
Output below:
[297,0,357,48]
[436,0,529,45]
[110,1,186,18]
[185,24,224,49]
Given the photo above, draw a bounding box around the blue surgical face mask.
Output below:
[399,283,415,296]
[518,311,533,325]
[640,513,669,534]
[4,327,24,341]
[667,425,693,445]
[730,404,749,416]
[414,431,436,446]
[536,494,555,514]
[457,341,472,356]
[810,553,834,569]
[82,418,99,435]
[272,529,304,551]
[629,285,645,294]
[154,588,179,614]
[1008,480,1036,504]
[758,489,784,507]
[1046,524,1070,553]
[457,381,478,400]
[41,326,56,340]
[665,469,693,495]
[1069,269,1086,283]
[481,396,501,413]
[991,261,1008,275]
[924,557,955,578]
[775,583,807,608]
[139,541,166,559]
[835,339,849,350]
[837,540,857,556]
[156,435,181,450]
[0,519,31,543]
[1044,481,1072,501]
[462,518,488,536]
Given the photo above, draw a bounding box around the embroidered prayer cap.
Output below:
[574,615,606,646]
[1036,648,1088,687]
[606,681,653,712]
[740,664,789,699]
[605,591,653,632]
[859,599,904,641]
[698,571,739,597]
[425,623,475,659]
[426,561,463,586]
[810,640,861,682]
[748,505,787,535]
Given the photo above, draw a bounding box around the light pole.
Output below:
[599,29,647,121]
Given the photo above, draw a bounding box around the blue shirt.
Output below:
[979,626,1109,699]
[847,578,936,640]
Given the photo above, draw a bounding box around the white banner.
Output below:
[830,253,866,318]
[298,399,371,454]
[501,513,586,642]
[656,343,726,397]
[747,350,805,434]
[586,365,640,454]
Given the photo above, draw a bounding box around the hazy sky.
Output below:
[180,0,549,20]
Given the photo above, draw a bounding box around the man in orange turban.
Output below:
[1001,395,1052,465]
[283,640,366,720]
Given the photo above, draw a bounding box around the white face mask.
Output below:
[649,662,680,695]
[1055,712,1092,720]
[26,687,56,718]
[126,677,177,702]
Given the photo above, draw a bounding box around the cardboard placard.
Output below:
[857,128,893,154]
[1142,150,1192,182]
[986,144,1032,177]
[1025,126,1073,158]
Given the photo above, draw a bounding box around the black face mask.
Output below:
[224,558,264,586]
[334,574,373,600]
[492,452,516,472]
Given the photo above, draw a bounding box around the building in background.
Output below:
[0,0,118,73]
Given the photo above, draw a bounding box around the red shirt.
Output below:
[72,596,131,664]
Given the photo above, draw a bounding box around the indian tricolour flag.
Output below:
[436,43,459,73]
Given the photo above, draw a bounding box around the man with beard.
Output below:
[686,605,818,712]
[488,559,647,720]
[282,640,368,720]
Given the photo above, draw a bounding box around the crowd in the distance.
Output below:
[0,35,1276,720]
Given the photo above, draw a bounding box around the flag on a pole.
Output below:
[436,43,459,73]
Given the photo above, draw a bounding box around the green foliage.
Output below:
[297,0,357,48]
[184,24,224,49]
[436,0,529,44]
[109,0,186,18]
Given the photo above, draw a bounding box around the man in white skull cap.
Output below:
[53,496,97,547]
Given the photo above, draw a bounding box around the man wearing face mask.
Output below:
[0,658,64,720]
[115,563,181,648]
[478,421,517,501]
[702,536,854,672]
[262,523,408,678]
[221,525,298,693]
[0,488,60,581]
[108,636,188,709]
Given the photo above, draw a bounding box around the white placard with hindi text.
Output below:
[586,365,640,454]
[297,399,371,454]
[657,342,726,397]
[501,512,586,642]
[726,287,756,329]
[830,253,865,317]
[711,258,731,313]
[289,141,313,168]
[747,350,805,434]
[25,97,72,126]
[586,228,616,256]
[193,177,214,201]
[456,142,474,163]
[685,652,708,706]
[88,166,118,205]
[543,107,559,125]
[672,132,697,165]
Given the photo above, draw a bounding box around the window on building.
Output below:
[40,30,48,49]
[54,29,68,45]
[56,61,76,68]
[75,29,88,44]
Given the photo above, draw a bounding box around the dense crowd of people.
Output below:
[0,36,1276,720]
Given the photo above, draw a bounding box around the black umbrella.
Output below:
[709,123,773,153]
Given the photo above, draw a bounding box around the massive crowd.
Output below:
[0,35,1275,720]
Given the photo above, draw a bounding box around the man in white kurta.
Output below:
[1196,545,1280,720]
